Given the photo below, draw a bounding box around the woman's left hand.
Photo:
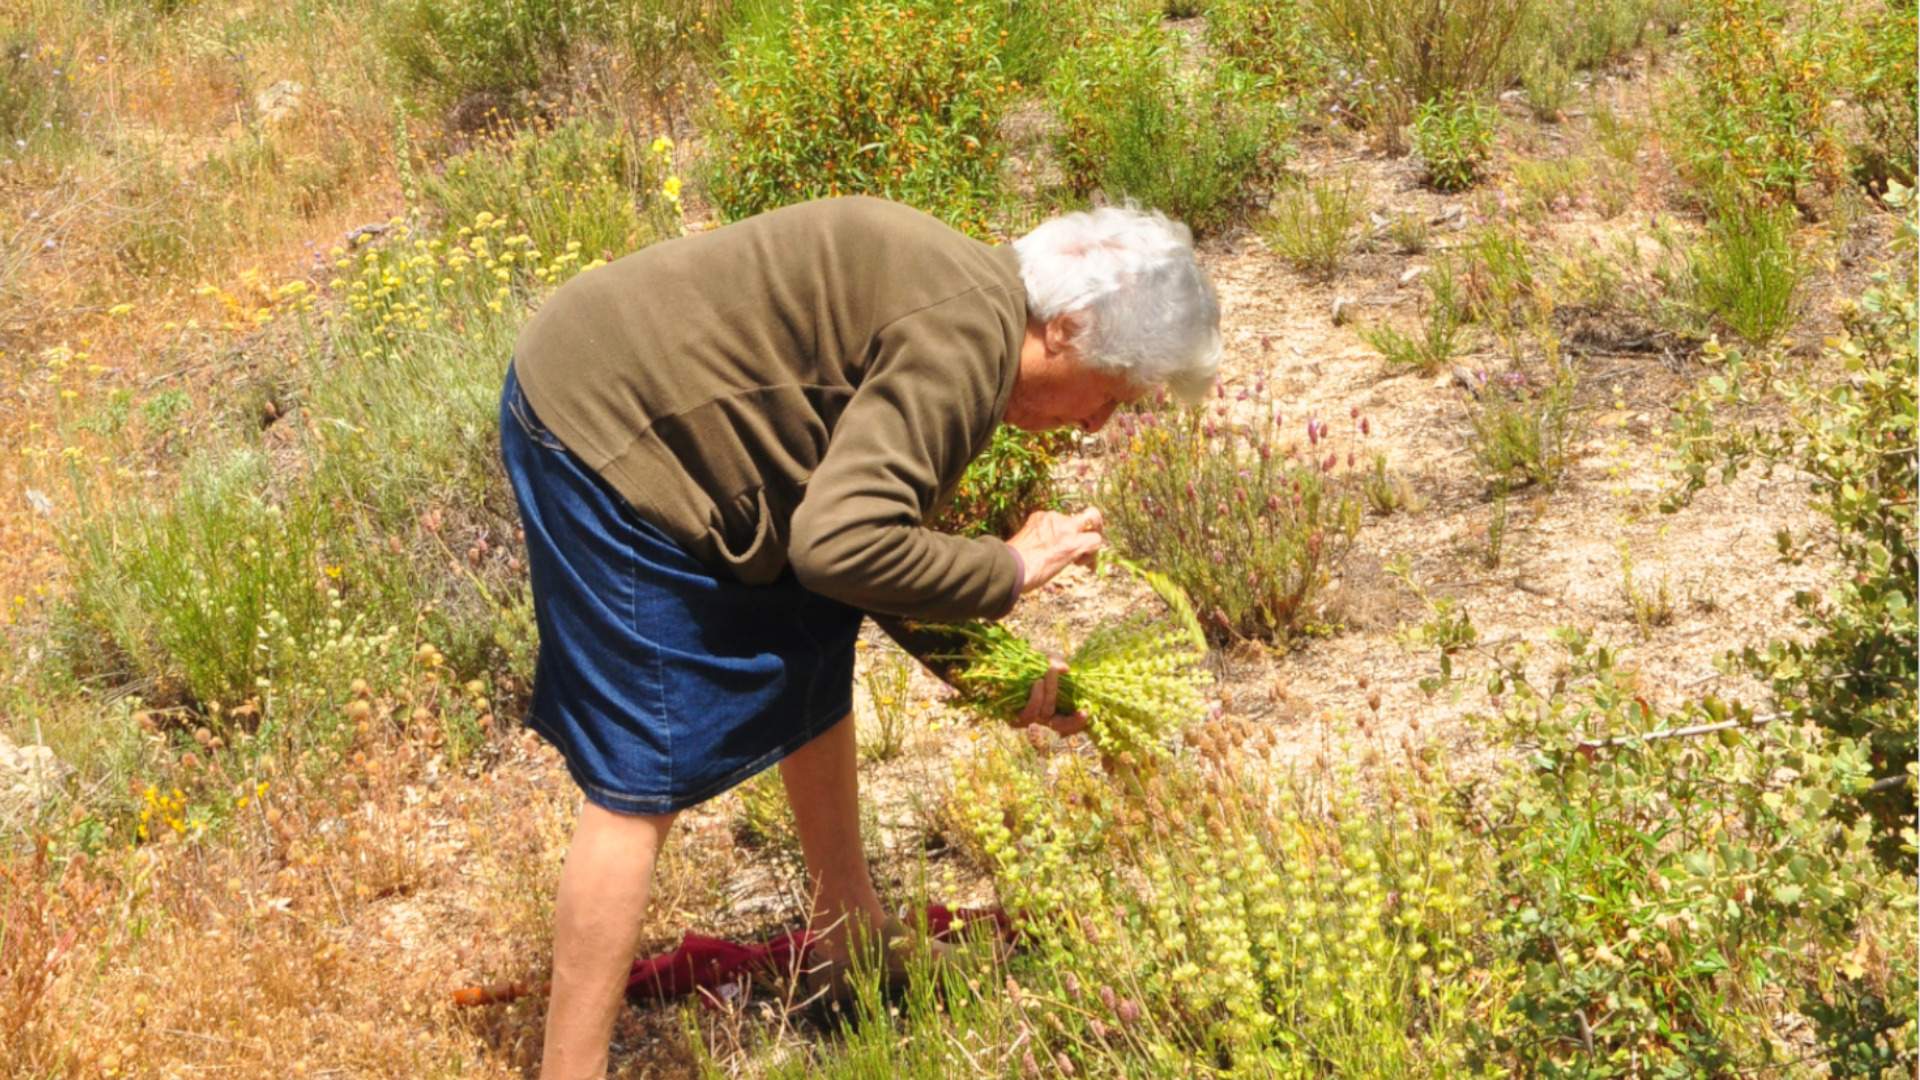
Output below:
[1015,658,1089,736]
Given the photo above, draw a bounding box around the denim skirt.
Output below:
[498,362,864,815]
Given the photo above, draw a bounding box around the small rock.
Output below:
[0,735,69,825]
[254,80,304,126]
[1399,265,1429,288]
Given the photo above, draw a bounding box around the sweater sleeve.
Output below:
[787,292,1022,622]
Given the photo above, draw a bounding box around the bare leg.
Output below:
[541,802,677,1080]
[778,712,899,972]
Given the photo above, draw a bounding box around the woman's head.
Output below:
[1012,205,1222,403]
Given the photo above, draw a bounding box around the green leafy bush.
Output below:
[1474,630,1916,1075]
[1205,0,1322,92]
[1671,0,1844,214]
[1669,186,1916,840]
[1097,386,1364,643]
[1047,21,1285,236]
[702,0,1013,237]
[384,0,598,110]
[1838,0,1918,189]
[1413,93,1497,192]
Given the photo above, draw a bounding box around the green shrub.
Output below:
[1098,388,1363,643]
[1259,172,1365,280]
[384,0,596,110]
[1307,0,1527,144]
[1362,259,1468,374]
[1474,630,1915,1075]
[1672,0,1844,214]
[1412,93,1497,193]
[703,0,1013,237]
[1466,364,1578,492]
[1047,21,1285,236]
[1838,0,1918,189]
[928,427,1066,539]
[1669,186,1916,841]
[421,116,681,263]
[1205,0,1322,93]
[1511,0,1651,85]
[0,37,77,158]
[724,631,1914,1076]
[61,450,335,712]
[1687,202,1802,344]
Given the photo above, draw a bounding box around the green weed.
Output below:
[1362,259,1468,375]
[1260,171,1365,280]
[1308,0,1527,146]
[1687,202,1802,344]
[421,116,681,262]
[929,427,1066,539]
[858,646,914,765]
[1412,93,1497,193]
[1467,364,1578,491]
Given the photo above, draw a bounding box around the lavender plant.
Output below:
[1097,378,1366,643]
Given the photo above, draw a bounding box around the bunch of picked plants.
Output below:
[899,557,1213,759]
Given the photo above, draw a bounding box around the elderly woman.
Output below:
[498,195,1219,1078]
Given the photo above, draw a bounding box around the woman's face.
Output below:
[1005,317,1147,433]
[1006,361,1142,433]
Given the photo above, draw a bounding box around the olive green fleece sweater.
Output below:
[512,196,1027,623]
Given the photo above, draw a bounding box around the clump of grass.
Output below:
[947,561,1212,759]
[1260,172,1365,280]
[1687,203,1801,344]
[1362,259,1468,375]
[1098,381,1366,643]
[1308,0,1527,148]
[1413,93,1498,192]
[1466,364,1579,492]
[1618,539,1675,637]
[1361,451,1420,515]
[1383,210,1431,253]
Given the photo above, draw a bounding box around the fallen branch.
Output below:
[1575,712,1779,753]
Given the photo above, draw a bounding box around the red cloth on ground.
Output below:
[624,904,1013,1004]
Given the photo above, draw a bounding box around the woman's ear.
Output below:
[1043,312,1084,358]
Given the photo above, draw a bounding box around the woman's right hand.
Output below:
[1006,507,1104,597]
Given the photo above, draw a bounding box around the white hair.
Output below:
[1011,205,1222,402]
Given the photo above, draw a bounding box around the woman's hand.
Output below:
[1015,657,1089,737]
[1006,507,1104,597]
